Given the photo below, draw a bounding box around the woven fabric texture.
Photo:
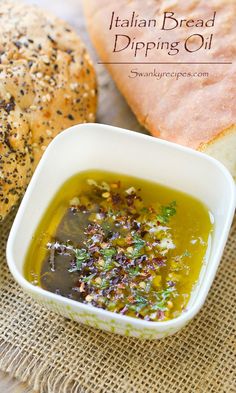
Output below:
[0,212,235,393]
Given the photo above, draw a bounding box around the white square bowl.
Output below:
[6,123,235,339]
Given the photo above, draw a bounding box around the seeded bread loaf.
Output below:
[83,0,236,179]
[0,0,97,220]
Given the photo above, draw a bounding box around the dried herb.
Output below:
[157,201,177,224]
[130,233,145,258]
[100,248,116,271]
[129,266,140,277]
[82,273,96,283]
[183,250,191,257]
[75,248,90,270]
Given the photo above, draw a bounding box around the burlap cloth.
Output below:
[0,211,235,393]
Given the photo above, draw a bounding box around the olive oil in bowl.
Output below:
[24,170,213,322]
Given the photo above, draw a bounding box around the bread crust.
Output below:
[0,0,97,220]
[199,125,236,179]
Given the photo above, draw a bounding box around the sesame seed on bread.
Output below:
[0,0,97,221]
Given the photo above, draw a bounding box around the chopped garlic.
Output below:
[69,197,80,206]
[125,186,136,195]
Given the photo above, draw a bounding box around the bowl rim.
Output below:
[6,123,236,330]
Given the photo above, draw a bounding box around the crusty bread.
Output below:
[0,0,97,221]
[83,0,236,179]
